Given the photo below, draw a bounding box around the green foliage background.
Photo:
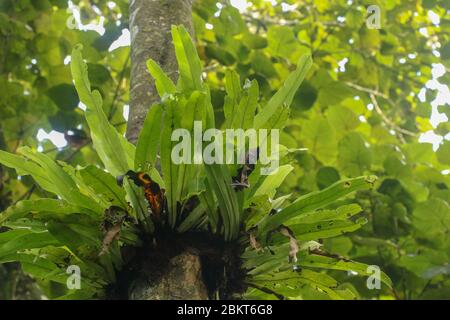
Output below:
[0,0,449,299]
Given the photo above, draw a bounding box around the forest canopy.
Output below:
[0,0,449,300]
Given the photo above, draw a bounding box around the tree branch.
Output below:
[345,81,418,142]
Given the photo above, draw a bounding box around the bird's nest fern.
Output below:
[0,25,391,300]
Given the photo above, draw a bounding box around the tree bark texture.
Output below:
[0,130,42,300]
[127,0,208,300]
[129,251,209,300]
[127,0,194,144]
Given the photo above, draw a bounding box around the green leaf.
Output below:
[345,9,365,28]
[249,164,293,200]
[2,219,47,232]
[175,91,209,204]
[1,253,67,285]
[300,118,337,165]
[171,25,215,128]
[291,81,317,112]
[216,6,246,36]
[177,202,206,233]
[199,183,219,232]
[172,25,203,92]
[204,45,235,65]
[135,104,164,171]
[254,54,312,129]
[17,147,103,215]
[231,80,259,129]
[250,51,278,79]
[223,69,242,128]
[402,142,434,164]
[242,32,267,50]
[160,100,180,227]
[0,230,31,245]
[338,132,372,176]
[257,176,377,237]
[436,141,450,165]
[267,25,302,59]
[413,198,450,241]
[86,63,112,85]
[326,105,360,133]
[250,269,344,300]
[146,59,176,97]
[0,199,90,224]
[0,231,60,257]
[317,82,353,106]
[265,104,291,130]
[46,84,79,111]
[298,254,392,288]
[78,165,128,209]
[204,163,241,240]
[0,150,58,195]
[316,166,340,190]
[288,204,362,224]
[123,179,153,233]
[47,221,101,252]
[71,45,134,176]
[289,218,367,241]
[13,253,102,293]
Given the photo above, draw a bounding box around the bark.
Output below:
[129,251,208,300]
[127,0,194,143]
[126,0,208,300]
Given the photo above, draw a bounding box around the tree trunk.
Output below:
[129,250,209,300]
[127,0,194,143]
[126,0,208,300]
